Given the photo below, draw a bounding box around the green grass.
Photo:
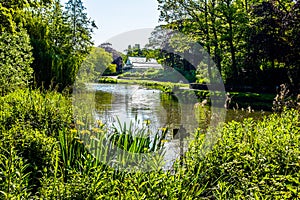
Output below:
[99,76,189,94]
[229,92,275,110]
[0,88,299,199]
[118,67,196,82]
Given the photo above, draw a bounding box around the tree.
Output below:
[100,43,123,73]
[64,0,97,54]
[145,26,199,82]
[20,0,97,90]
[285,1,300,89]
[157,0,258,84]
[0,0,98,92]
[78,47,113,82]
[0,30,33,96]
[0,3,33,95]
[245,1,300,89]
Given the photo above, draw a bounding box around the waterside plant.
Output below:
[0,88,299,199]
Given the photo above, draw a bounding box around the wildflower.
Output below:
[80,130,91,135]
[76,120,85,126]
[76,138,84,144]
[144,120,151,126]
[90,135,96,140]
[159,127,168,132]
[92,127,101,133]
[70,129,77,134]
[96,120,104,127]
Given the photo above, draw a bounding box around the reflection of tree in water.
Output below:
[94,91,114,114]
[160,93,209,134]
[160,93,181,129]
[194,105,211,131]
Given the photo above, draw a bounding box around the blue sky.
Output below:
[60,0,161,46]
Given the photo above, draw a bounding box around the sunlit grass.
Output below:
[0,88,299,199]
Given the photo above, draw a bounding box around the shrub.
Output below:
[0,142,31,199]
[0,88,72,136]
[0,125,59,195]
[103,64,117,75]
[99,77,117,84]
[0,30,33,95]
[0,88,69,195]
[185,109,300,199]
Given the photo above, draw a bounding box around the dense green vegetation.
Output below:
[0,89,299,198]
[78,47,113,82]
[1,0,299,199]
[0,0,97,91]
[0,30,33,95]
[155,0,300,94]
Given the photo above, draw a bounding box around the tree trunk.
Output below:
[204,0,212,80]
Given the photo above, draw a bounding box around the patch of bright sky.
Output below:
[60,0,162,48]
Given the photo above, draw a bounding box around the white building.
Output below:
[126,57,162,69]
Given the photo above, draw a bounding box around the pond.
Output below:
[76,83,270,170]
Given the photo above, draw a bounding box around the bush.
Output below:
[99,77,117,84]
[0,30,33,95]
[0,89,70,195]
[0,141,32,199]
[103,64,117,75]
[0,88,72,136]
[185,109,300,199]
[0,125,59,196]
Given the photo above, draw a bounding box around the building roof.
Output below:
[128,57,147,64]
[126,57,162,69]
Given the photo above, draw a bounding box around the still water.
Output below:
[84,83,269,169]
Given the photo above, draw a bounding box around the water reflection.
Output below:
[160,94,181,129]
[95,91,113,113]
[90,83,269,169]
[93,84,203,135]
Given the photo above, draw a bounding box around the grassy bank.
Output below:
[228,92,275,111]
[99,77,189,93]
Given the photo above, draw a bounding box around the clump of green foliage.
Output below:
[0,88,72,135]
[110,118,167,154]
[185,108,300,199]
[0,89,72,196]
[103,64,117,75]
[78,47,113,83]
[99,77,118,84]
[0,30,33,95]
